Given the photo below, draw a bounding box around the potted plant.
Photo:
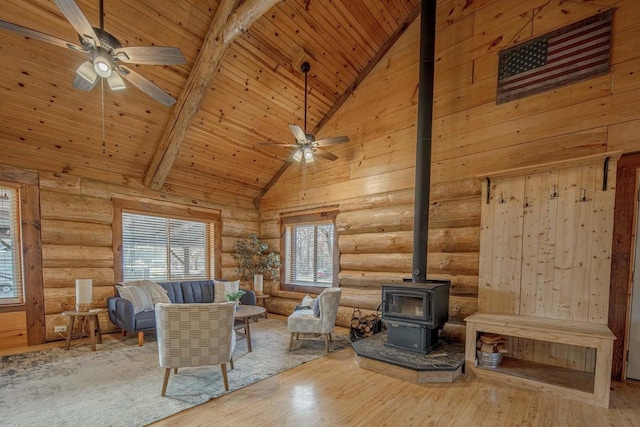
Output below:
[233,233,280,293]
[225,289,246,308]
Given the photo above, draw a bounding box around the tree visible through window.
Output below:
[122,212,214,281]
[283,213,337,289]
[0,184,23,305]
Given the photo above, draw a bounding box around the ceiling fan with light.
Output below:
[259,62,350,163]
[0,0,185,106]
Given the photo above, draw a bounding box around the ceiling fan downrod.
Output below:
[301,61,310,135]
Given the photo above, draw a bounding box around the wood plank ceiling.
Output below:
[0,0,420,206]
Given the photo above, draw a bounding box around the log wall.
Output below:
[258,0,640,357]
[25,169,258,342]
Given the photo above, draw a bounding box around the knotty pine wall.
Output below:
[258,0,640,344]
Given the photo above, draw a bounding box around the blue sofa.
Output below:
[107,280,256,346]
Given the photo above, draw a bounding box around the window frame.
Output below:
[0,168,44,346]
[280,210,339,294]
[112,199,221,283]
[0,182,24,306]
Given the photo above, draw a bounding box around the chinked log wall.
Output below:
[35,171,258,342]
[261,179,480,339]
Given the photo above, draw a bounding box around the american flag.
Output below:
[496,10,613,104]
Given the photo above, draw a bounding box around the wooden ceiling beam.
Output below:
[252,2,421,208]
[144,0,283,190]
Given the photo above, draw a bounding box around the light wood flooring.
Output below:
[151,348,640,426]
[3,318,640,426]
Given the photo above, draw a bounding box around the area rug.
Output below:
[0,318,350,427]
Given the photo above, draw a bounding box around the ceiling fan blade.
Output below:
[314,135,350,146]
[257,143,298,147]
[314,148,338,161]
[117,65,176,106]
[113,46,186,65]
[288,124,307,144]
[54,0,100,47]
[0,19,83,51]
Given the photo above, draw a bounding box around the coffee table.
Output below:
[234,305,266,352]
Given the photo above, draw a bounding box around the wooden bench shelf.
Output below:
[465,312,615,408]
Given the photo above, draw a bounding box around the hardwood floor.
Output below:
[151,347,640,427]
[4,316,639,426]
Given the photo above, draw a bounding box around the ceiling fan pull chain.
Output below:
[101,78,106,154]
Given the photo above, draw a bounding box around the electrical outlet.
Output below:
[54,326,67,333]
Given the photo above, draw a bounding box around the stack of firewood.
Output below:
[476,333,509,354]
[350,313,381,339]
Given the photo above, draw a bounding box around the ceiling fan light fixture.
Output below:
[107,73,126,91]
[292,149,303,162]
[93,50,113,78]
[76,61,98,84]
[303,147,315,163]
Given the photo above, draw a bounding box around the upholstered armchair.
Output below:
[287,287,342,353]
[155,302,236,397]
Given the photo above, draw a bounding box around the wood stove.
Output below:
[382,280,449,353]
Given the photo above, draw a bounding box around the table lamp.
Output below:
[75,279,93,312]
[253,274,263,295]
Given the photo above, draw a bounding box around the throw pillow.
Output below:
[313,296,321,317]
[124,280,171,305]
[213,279,240,303]
[301,295,316,308]
[117,285,154,314]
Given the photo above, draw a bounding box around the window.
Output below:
[0,184,23,305]
[282,211,338,290]
[121,211,216,281]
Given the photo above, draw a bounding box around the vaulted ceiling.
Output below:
[0,0,420,207]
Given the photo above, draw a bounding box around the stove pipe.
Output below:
[411,0,437,283]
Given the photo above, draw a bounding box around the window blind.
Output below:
[284,220,334,287]
[122,211,214,281]
[0,184,23,305]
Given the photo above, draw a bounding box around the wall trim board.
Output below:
[609,152,640,381]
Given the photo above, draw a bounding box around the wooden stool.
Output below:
[61,309,105,351]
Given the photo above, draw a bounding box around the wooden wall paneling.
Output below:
[491,177,525,314]
[40,191,113,224]
[432,127,608,184]
[478,179,495,312]
[19,182,45,346]
[552,167,579,320]
[42,268,114,289]
[40,219,112,246]
[589,159,618,324]
[0,311,28,350]
[571,164,597,322]
[609,153,640,380]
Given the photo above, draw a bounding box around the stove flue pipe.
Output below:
[412,0,437,283]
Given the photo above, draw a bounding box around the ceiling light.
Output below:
[76,61,98,84]
[107,73,126,91]
[93,50,113,78]
[304,147,315,163]
[292,149,303,162]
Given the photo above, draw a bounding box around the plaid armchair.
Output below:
[287,287,342,353]
[155,302,236,396]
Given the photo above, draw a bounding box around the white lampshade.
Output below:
[253,274,263,294]
[75,279,93,312]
